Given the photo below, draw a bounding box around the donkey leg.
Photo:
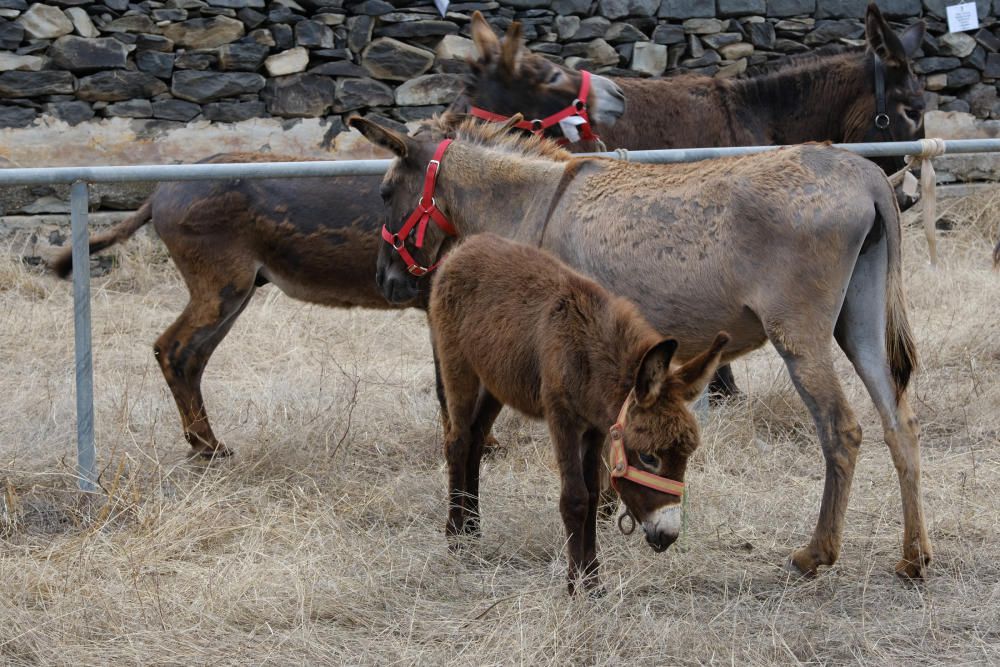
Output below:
[154,277,256,457]
[439,358,482,544]
[548,409,592,594]
[835,274,931,577]
[772,343,863,576]
[708,364,742,401]
[462,391,502,537]
[433,340,502,457]
[581,428,605,586]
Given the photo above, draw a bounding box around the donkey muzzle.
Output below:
[641,505,681,553]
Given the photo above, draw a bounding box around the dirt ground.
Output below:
[0,192,997,665]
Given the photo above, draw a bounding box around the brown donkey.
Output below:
[51,154,392,457]
[463,5,924,169]
[354,116,931,579]
[430,233,728,593]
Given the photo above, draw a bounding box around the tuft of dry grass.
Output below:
[1,193,998,665]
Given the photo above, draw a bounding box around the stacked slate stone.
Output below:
[0,0,998,130]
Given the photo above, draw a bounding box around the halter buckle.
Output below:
[874,113,890,130]
[408,265,428,277]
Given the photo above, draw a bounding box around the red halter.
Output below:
[608,392,685,498]
[469,70,600,145]
[381,139,457,277]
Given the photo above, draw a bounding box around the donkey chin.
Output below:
[641,505,682,553]
[375,260,423,305]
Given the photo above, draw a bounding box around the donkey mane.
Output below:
[428,113,574,162]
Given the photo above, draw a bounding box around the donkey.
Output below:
[431,233,728,593]
[464,5,924,169]
[462,4,925,397]
[51,154,392,457]
[353,115,931,578]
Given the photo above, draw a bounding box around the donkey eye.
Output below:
[379,184,393,201]
[547,70,563,84]
[638,453,659,468]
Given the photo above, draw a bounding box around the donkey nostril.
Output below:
[646,531,678,553]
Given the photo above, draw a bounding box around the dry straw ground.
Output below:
[0,192,997,665]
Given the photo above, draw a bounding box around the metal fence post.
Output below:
[70,180,97,492]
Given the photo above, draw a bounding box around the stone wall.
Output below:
[0,0,998,174]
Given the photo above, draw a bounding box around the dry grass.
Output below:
[1,192,998,665]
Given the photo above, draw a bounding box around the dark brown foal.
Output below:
[429,233,728,593]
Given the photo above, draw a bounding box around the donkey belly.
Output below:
[154,175,394,311]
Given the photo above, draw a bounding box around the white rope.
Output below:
[887,137,946,265]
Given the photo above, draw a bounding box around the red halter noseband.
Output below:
[469,70,600,145]
[608,392,685,498]
[381,139,457,277]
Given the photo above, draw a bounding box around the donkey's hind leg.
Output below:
[154,268,256,458]
[462,391,502,537]
[835,244,931,577]
[438,354,484,544]
[769,335,863,576]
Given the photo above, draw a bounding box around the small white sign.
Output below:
[946,2,979,33]
[434,0,449,18]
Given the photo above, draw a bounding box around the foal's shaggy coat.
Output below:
[430,233,727,593]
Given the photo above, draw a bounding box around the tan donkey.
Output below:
[430,233,728,593]
[353,115,931,579]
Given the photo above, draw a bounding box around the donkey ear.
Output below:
[349,117,410,158]
[898,20,925,59]
[500,21,524,75]
[865,3,908,67]
[675,332,731,402]
[498,112,525,133]
[471,11,501,66]
[634,339,678,407]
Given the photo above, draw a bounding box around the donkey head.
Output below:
[615,333,729,553]
[350,116,454,305]
[852,3,926,148]
[466,12,625,140]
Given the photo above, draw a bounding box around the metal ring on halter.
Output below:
[392,234,404,250]
[618,510,636,535]
[417,196,435,210]
[574,99,586,112]
[874,113,890,130]
[530,119,544,132]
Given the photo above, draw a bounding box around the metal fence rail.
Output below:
[3,136,999,491]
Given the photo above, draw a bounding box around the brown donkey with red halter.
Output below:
[430,232,728,593]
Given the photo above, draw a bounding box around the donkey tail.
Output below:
[875,176,918,397]
[49,199,154,279]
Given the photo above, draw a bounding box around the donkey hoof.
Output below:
[481,434,502,459]
[895,555,930,580]
[461,517,482,538]
[785,549,820,578]
[190,444,233,460]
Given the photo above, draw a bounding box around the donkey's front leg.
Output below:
[549,410,594,594]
